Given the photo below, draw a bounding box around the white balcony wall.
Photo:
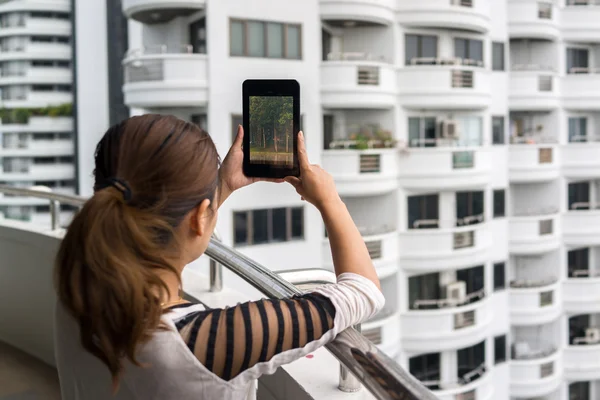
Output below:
[396,0,491,33]
[320,0,395,24]
[563,74,600,110]
[561,3,600,42]
[507,0,560,40]
[510,351,563,399]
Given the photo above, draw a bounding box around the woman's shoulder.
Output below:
[163,302,208,325]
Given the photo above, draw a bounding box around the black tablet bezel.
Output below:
[243,79,300,178]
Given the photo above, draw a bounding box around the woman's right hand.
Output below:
[284,131,341,212]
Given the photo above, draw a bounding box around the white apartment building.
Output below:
[0,0,75,225]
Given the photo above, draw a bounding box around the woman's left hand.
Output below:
[218,125,283,207]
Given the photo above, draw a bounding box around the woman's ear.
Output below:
[191,199,212,237]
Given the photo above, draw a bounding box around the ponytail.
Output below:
[54,186,180,388]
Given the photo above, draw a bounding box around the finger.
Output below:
[297,131,310,170]
[257,178,285,183]
[284,176,301,188]
[232,125,244,148]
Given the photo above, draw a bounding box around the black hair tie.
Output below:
[105,178,132,202]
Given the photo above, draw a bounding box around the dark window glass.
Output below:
[286,25,301,59]
[492,116,505,145]
[457,341,485,381]
[567,48,589,74]
[569,314,590,345]
[493,262,506,290]
[31,84,53,91]
[568,182,590,210]
[322,29,332,61]
[405,34,438,65]
[271,208,287,242]
[408,194,439,229]
[291,207,303,238]
[409,353,440,390]
[189,17,207,54]
[455,38,484,64]
[492,42,505,71]
[191,114,207,131]
[409,272,441,310]
[35,205,50,213]
[267,23,284,58]
[230,19,301,60]
[569,381,590,400]
[230,20,244,56]
[408,117,437,147]
[456,265,485,294]
[493,189,505,218]
[234,212,248,245]
[456,191,484,225]
[323,114,334,150]
[252,209,269,244]
[494,335,507,364]
[569,117,588,142]
[568,248,590,278]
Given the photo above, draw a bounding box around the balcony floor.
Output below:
[0,341,60,400]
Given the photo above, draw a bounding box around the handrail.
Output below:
[0,184,438,400]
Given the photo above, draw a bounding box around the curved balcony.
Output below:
[509,281,561,325]
[563,142,600,178]
[435,368,494,400]
[507,0,560,40]
[0,116,72,133]
[563,210,600,246]
[0,19,70,39]
[122,0,205,24]
[509,212,561,255]
[402,295,491,352]
[562,2,600,42]
[398,65,491,110]
[321,149,398,196]
[123,47,208,109]
[399,222,491,271]
[508,144,560,183]
[0,68,71,86]
[322,229,399,278]
[0,43,71,62]
[319,0,395,25]
[321,60,396,109]
[563,70,600,110]
[1,164,74,182]
[509,69,559,111]
[564,344,600,381]
[398,146,490,190]
[361,311,400,358]
[396,0,491,33]
[510,349,562,398]
[564,277,600,313]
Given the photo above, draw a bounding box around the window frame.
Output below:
[492,42,505,71]
[229,18,302,60]
[233,206,304,246]
[492,116,506,145]
[493,262,506,291]
[493,189,505,218]
[494,335,507,364]
[405,34,439,66]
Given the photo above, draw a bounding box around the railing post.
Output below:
[339,324,362,393]
[209,230,223,292]
[50,199,60,230]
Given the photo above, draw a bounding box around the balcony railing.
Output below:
[512,342,557,360]
[567,0,600,4]
[510,277,558,289]
[538,2,553,19]
[326,52,387,62]
[413,288,486,310]
[451,0,473,7]
[0,184,437,400]
[408,57,483,68]
[568,67,600,74]
[419,363,486,391]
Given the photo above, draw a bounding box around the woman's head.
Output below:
[55,114,220,388]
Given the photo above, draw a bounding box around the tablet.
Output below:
[243,79,300,178]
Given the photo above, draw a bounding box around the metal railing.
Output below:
[0,184,438,400]
[567,0,600,5]
[413,289,486,310]
[408,57,483,68]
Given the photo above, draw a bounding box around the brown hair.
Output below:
[54,114,220,388]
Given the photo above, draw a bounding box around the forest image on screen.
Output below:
[249,96,294,167]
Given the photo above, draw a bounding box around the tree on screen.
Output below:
[249,96,293,153]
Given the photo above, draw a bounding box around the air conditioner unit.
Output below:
[439,120,458,139]
[447,281,467,304]
[586,328,600,342]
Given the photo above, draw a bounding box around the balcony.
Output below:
[398,146,491,190]
[508,144,560,183]
[509,280,561,325]
[563,142,600,178]
[0,18,71,38]
[319,0,396,25]
[123,47,208,108]
[565,343,600,381]
[564,276,600,313]
[323,228,399,278]
[509,68,559,111]
[562,0,600,42]
[1,164,74,182]
[0,43,71,62]
[361,311,400,358]
[0,67,71,86]
[563,69,600,110]
[0,141,73,158]
[2,92,73,109]
[510,349,562,398]
[434,369,493,400]
[399,222,491,271]
[321,59,396,109]
[509,212,561,254]
[398,64,491,110]
[1,116,72,133]
[564,209,600,246]
[122,0,205,24]
[397,0,490,32]
[507,0,560,40]
[402,294,491,352]
[321,149,399,196]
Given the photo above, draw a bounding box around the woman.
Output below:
[54,114,384,399]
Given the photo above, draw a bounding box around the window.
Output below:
[569,181,590,210]
[456,265,485,294]
[189,17,206,54]
[456,191,484,226]
[408,117,437,147]
[31,84,53,91]
[492,116,505,145]
[405,34,438,65]
[409,353,440,390]
[408,194,439,229]
[409,272,441,310]
[569,314,590,345]
[493,189,505,218]
[191,114,207,131]
[494,335,507,364]
[457,341,485,382]
[492,42,505,71]
[233,207,304,246]
[493,262,506,291]
[230,19,302,60]
[35,205,50,213]
[569,381,590,400]
[569,117,588,142]
[31,60,53,67]
[567,48,589,74]
[323,114,334,150]
[538,2,553,19]
[568,248,590,278]
[454,38,483,66]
